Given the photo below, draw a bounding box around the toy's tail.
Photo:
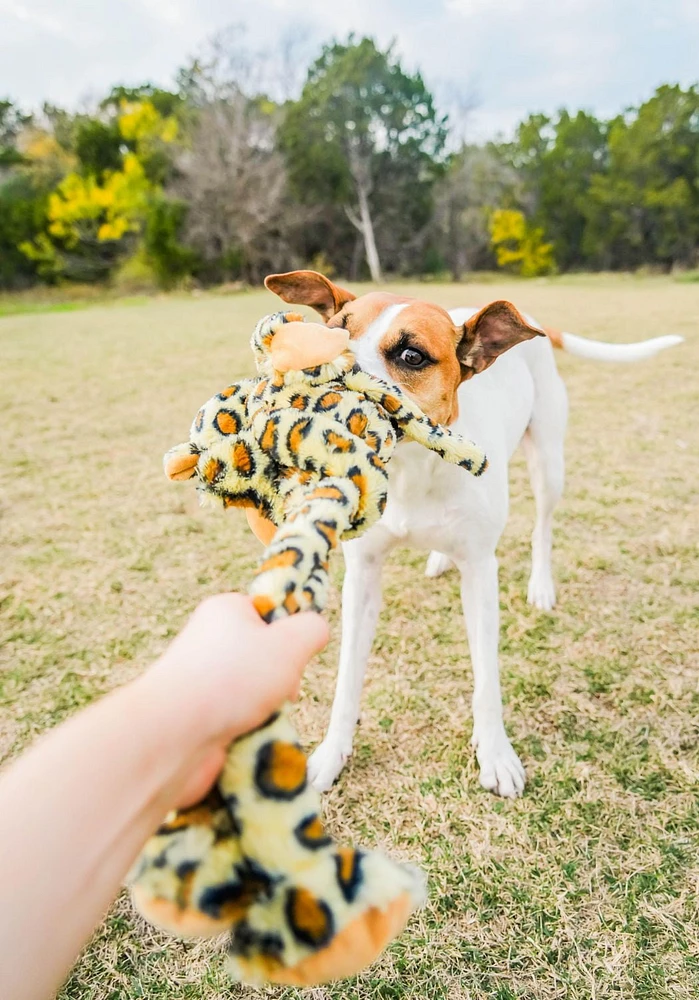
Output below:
[344,369,487,475]
[544,326,683,362]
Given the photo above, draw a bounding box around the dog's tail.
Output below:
[544,326,683,362]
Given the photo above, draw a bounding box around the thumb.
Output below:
[266,612,330,697]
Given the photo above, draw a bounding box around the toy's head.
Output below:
[251,310,352,375]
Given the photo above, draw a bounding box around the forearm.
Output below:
[0,594,328,1000]
[0,670,211,1000]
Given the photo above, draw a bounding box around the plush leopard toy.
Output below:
[162,311,487,622]
[128,312,488,986]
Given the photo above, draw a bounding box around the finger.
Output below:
[265,612,330,697]
[269,611,330,659]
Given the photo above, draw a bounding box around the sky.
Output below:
[2,0,698,140]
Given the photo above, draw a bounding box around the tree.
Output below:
[584,85,699,269]
[490,208,555,277]
[433,144,520,279]
[280,36,447,281]
[0,100,32,166]
[143,196,195,288]
[168,29,316,284]
[534,111,607,270]
[19,98,180,283]
[495,110,607,270]
[21,152,152,281]
[74,119,123,176]
[101,84,183,120]
[171,96,293,283]
[0,173,49,287]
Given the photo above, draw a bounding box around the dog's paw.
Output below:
[307,737,352,792]
[527,568,556,611]
[472,727,526,798]
[425,551,454,578]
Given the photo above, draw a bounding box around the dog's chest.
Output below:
[381,442,466,548]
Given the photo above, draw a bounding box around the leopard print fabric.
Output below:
[129,709,424,985]
[129,312,488,985]
[164,311,487,622]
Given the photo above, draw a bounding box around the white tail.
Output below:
[561,332,683,363]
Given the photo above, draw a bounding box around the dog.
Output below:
[265,269,682,798]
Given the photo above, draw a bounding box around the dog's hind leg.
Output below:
[522,365,568,611]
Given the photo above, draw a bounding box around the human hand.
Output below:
[139,593,329,806]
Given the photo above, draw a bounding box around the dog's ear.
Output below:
[264,270,355,322]
[457,300,544,379]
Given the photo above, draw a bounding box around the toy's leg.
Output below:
[521,376,568,611]
[218,709,424,985]
[456,551,526,798]
[308,529,396,792]
[131,708,425,985]
[249,478,362,622]
[129,787,253,937]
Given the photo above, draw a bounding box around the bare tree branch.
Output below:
[344,204,364,232]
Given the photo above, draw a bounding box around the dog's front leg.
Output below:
[458,553,526,798]
[308,532,392,792]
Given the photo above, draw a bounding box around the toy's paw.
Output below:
[308,736,352,792]
[236,891,418,986]
[527,568,556,611]
[128,788,254,937]
[164,443,198,480]
[471,725,526,798]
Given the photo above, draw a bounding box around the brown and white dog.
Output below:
[265,270,682,798]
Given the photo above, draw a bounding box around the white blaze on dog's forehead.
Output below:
[352,303,408,379]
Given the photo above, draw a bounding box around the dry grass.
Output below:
[1,276,697,1000]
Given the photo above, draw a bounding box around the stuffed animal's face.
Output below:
[251,311,351,374]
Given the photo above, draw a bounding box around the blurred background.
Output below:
[1,0,698,292]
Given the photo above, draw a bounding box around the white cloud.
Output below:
[0,0,697,137]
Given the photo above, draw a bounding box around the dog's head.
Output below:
[265,270,543,424]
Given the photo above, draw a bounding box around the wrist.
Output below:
[124,667,212,768]
[132,650,232,756]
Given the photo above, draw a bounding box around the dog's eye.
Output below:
[400,347,428,368]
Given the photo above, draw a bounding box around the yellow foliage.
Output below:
[19,98,176,279]
[42,153,151,248]
[17,129,76,185]
[489,208,556,277]
[118,100,178,145]
[21,131,72,167]
[19,232,63,277]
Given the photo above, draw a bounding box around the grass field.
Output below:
[1,276,697,999]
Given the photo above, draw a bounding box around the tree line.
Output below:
[1,30,697,291]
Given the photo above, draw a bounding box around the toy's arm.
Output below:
[249,476,363,622]
[164,442,198,480]
[344,369,488,476]
[163,377,259,483]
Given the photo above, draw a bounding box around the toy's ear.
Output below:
[457,300,544,380]
[265,270,355,322]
